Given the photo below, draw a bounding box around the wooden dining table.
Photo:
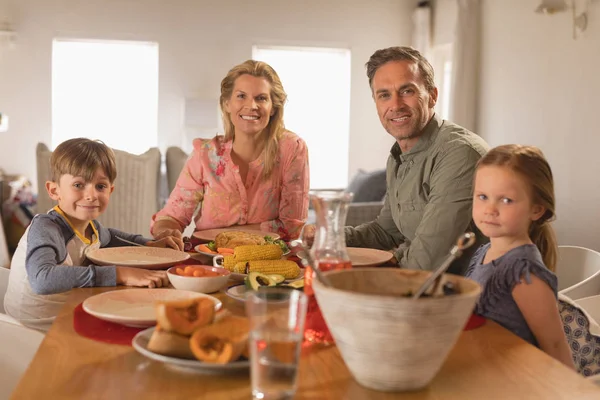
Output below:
[10,285,600,400]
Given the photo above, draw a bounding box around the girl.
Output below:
[466,144,574,369]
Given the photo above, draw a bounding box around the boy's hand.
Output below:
[153,229,184,251]
[116,267,169,288]
[146,236,184,251]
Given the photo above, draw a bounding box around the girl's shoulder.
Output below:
[495,245,558,294]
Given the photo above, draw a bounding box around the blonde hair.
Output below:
[477,144,558,271]
[219,60,287,179]
[50,138,117,183]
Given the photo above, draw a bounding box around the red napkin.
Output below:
[73,303,145,345]
[463,313,486,331]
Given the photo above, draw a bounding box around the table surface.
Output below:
[11,285,600,400]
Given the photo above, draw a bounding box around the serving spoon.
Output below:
[412,232,476,299]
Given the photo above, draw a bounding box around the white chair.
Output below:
[0,219,9,269]
[0,266,9,314]
[165,146,188,195]
[557,246,600,300]
[0,320,44,399]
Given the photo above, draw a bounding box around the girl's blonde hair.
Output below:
[477,144,558,271]
[219,60,287,179]
[50,138,117,183]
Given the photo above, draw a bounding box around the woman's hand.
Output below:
[153,228,184,251]
[116,267,169,288]
[300,224,316,247]
[146,236,184,251]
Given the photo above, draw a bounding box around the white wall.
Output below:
[0,0,418,189]
[479,0,600,250]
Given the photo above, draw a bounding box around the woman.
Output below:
[151,60,310,249]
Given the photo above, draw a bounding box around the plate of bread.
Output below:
[132,297,250,373]
[192,228,280,243]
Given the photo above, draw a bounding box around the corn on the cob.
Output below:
[233,244,282,261]
[222,255,237,271]
[234,260,300,279]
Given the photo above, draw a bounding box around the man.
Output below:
[306,46,489,274]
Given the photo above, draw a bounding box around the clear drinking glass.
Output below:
[246,288,308,400]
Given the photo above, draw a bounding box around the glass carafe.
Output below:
[303,190,353,345]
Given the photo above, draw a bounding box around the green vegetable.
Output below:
[245,272,276,291]
[263,236,289,253]
[267,274,286,284]
[285,279,304,290]
[273,239,289,253]
[206,241,217,252]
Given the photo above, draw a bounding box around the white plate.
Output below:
[86,247,190,269]
[212,255,303,282]
[82,288,222,328]
[296,247,394,268]
[132,327,250,374]
[225,284,248,302]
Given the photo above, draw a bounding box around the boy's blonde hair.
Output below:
[477,144,557,271]
[50,138,117,183]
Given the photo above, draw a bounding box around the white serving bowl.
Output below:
[167,265,230,294]
[312,267,481,392]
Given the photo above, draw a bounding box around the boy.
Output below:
[4,138,179,331]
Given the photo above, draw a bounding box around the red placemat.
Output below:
[73,303,145,345]
[463,313,486,331]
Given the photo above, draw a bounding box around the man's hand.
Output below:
[116,267,169,288]
[387,250,399,265]
[152,228,184,251]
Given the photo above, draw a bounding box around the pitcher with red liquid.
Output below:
[303,190,353,345]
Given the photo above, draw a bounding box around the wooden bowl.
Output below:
[312,268,481,392]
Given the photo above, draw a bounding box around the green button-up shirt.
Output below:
[345,114,489,274]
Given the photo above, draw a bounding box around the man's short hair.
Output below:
[365,46,436,93]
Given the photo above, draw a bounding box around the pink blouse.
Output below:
[151,131,310,240]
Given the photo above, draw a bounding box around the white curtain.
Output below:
[448,0,481,132]
[411,1,432,60]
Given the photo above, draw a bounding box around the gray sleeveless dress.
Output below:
[465,243,558,346]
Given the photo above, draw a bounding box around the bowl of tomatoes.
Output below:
[167,265,231,294]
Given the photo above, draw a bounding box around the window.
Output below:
[52,39,158,154]
[431,44,453,120]
[253,46,351,189]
